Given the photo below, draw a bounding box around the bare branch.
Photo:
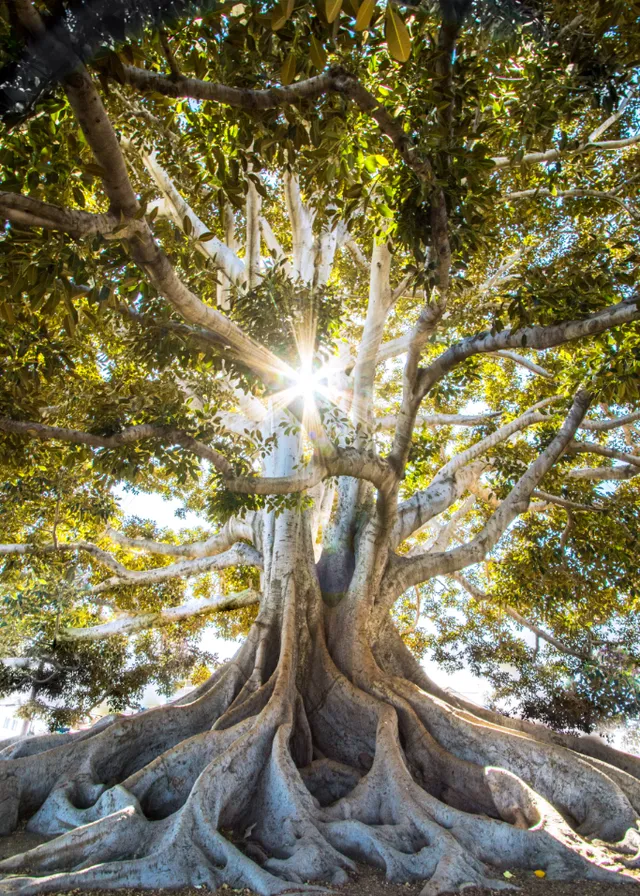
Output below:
[105,514,255,559]
[415,298,640,402]
[60,589,259,641]
[245,174,262,289]
[0,541,128,576]
[393,461,486,547]
[567,439,640,469]
[567,464,639,481]
[133,145,246,285]
[581,410,640,432]
[530,490,606,512]
[384,391,590,599]
[504,187,638,220]
[490,351,556,380]
[344,235,369,273]
[121,65,336,108]
[0,418,233,475]
[0,191,135,238]
[228,447,395,497]
[351,241,394,427]
[377,411,501,430]
[91,543,262,594]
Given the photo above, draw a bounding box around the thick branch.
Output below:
[227,447,395,496]
[0,192,134,237]
[60,589,259,641]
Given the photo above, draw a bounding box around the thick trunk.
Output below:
[1,516,640,895]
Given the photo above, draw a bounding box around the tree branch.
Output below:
[60,589,259,641]
[105,514,255,559]
[415,298,640,402]
[0,418,233,475]
[227,447,395,496]
[383,390,590,599]
[91,543,262,594]
[451,572,591,660]
[581,410,640,432]
[504,187,638,220]
[566,439,640,469]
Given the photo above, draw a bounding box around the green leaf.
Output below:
[197,231,217,242]
[384,4,411,63]
[325,0,343,23]
[281,53,297,86]
[354,0,376,31]
[183,215,193,236]
[310,36,327,71]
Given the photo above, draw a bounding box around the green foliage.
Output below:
[0,0,639,734]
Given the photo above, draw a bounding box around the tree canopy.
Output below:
[1,0,639,736]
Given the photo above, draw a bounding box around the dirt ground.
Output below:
[1,833,639,895]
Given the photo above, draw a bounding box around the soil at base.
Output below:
[1,835,639,896]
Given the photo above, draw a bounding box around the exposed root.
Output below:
[1,605,639,895]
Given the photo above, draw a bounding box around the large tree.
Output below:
[1,0,640,893]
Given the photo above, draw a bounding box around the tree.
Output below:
[1,0,640,892]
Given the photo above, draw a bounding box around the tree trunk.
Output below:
[2,505,640,895]
[2,420,640,895]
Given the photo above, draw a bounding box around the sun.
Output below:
[294,361,319,405]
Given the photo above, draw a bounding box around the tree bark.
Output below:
[2,496,640,895]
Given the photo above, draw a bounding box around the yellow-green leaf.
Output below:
[183,215,193,236]
[384,4,411,63]
[281,52,297,86]
[309,36,327,71]
[354,0,376,31]
[198,231,217,242]
[325,0,343,23]
[271,0,293,30]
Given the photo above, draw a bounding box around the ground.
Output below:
[2,832,639,896]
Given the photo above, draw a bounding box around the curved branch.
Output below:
[415,298,640,403]
[59,589,259,641]
[504,187,639,220]
[0,192,132,237]
[105,515,255,559]
[121,65,336,108]
[566,439,640,469]
[0,418,233,475]
[393,461,486,547]
[581,410,640,432]
[0,541,128,576]
[492,133,640,169]
[91,542,263,594]
[227,448,395,496]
